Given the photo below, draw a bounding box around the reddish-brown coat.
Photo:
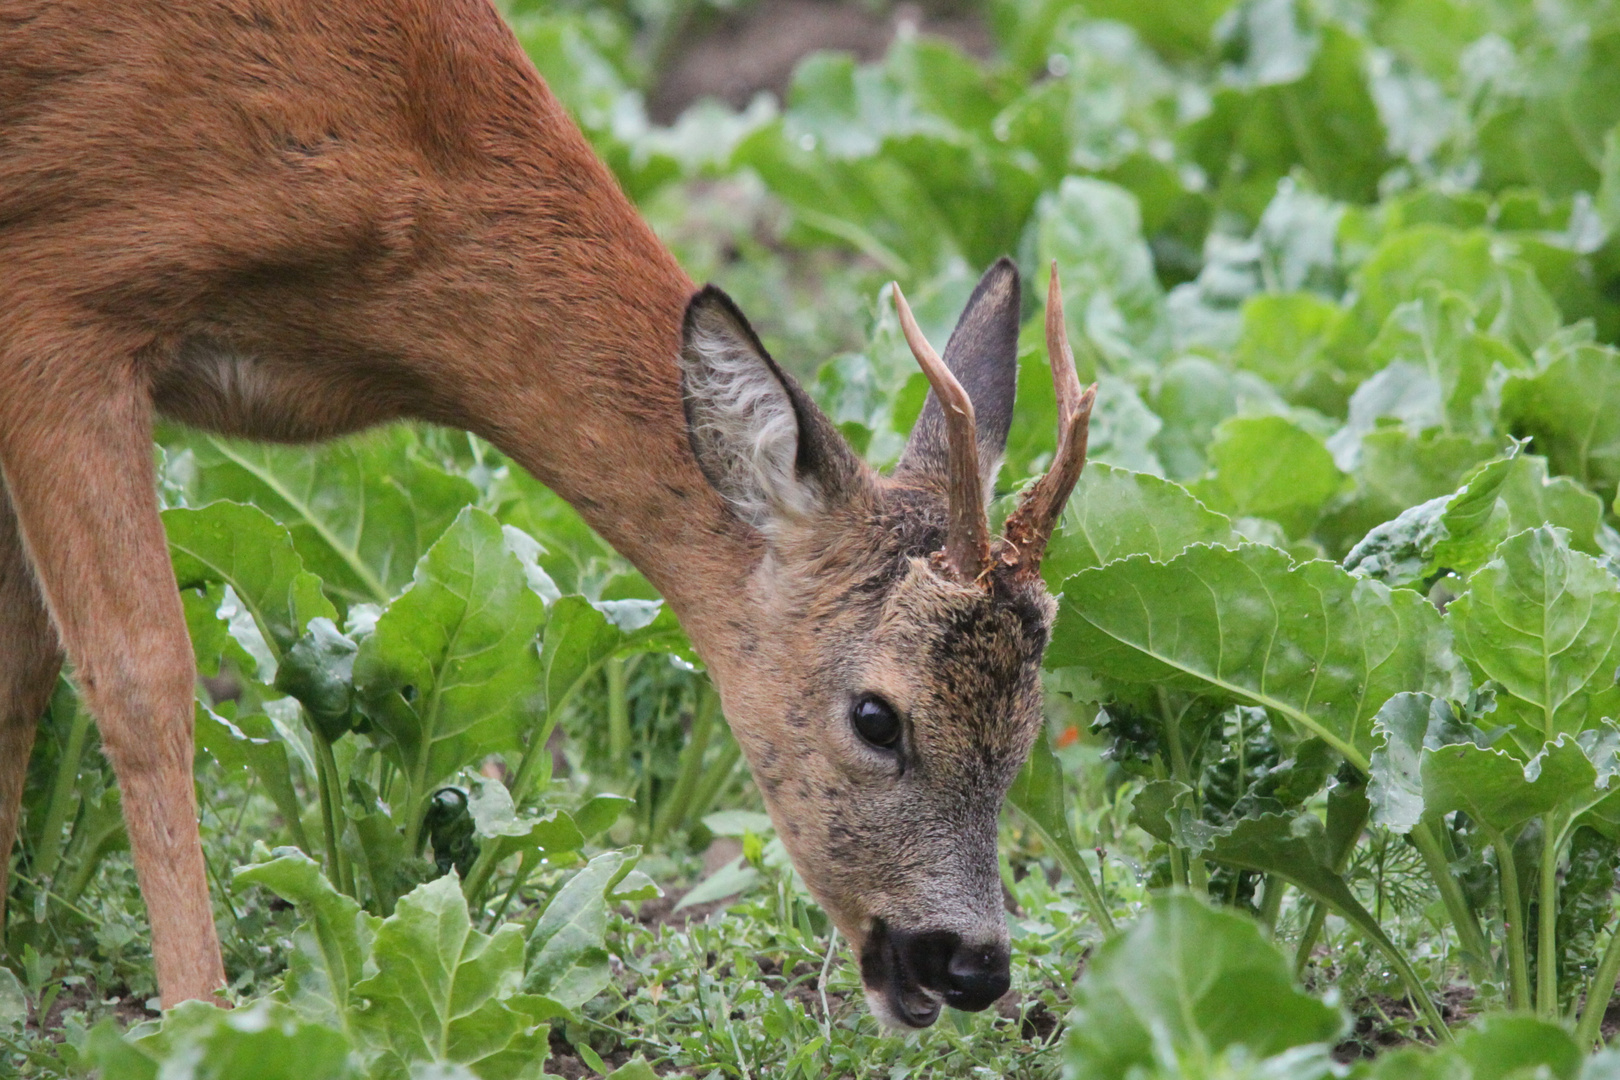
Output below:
[0,0,754,1004]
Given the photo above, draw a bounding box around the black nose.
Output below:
[942,940,1010,1010]
[895,930,1010,1012]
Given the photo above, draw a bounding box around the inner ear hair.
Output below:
[679,286,866,529]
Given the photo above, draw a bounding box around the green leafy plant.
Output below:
[18,0,1620,1075]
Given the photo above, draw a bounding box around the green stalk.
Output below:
[1149,752,1190,889]
[606,657,631,782]
[1167,843,1189,890]
[403,747,435,856]
[1292,776,1370,975]
[1411,818,1493,983]
[1494,833,1532,1012]
[311,733,350,895]
[1188,852,1210,893]
[1009,801,1116,935]
[687,735,744,826]
[1160,692,1213,893]
[1294,904,1329,977]
[1537,812,1562,1019]
[650,684,717,843]
[34,690,93,885]
[507,713,556,809]
[1576,913,1620,1048]
[485,850,540,931]
[1259,875,1285,931]
[59,828,124,908]
[466,700,569,898]
[638,714,657,837]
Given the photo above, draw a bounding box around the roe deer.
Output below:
[0,0,1095,1025]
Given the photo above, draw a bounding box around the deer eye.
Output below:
[851,693,902,749]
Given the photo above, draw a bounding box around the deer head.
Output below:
[677,258,1095,1028]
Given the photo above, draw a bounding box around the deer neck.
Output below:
[451,235,766,676]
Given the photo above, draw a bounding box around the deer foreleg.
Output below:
[0,354,225,1005]
[0,478,64,939]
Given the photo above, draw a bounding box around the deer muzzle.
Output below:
[859,918,1011,1028]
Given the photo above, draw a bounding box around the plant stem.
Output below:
[687,735,743,826]
[1292,777,1370,976]
[1537,812,1561,1019]
[1259,874,1284,930]
[606,656,631,782]
[1007,802,1115,935]
[468,703,568,900]
[5,869,99,925]
[34,687,92,885]
[651,682,717,844]
[1494,833,1531,1012]
[1575,912,1620,1049]
[1294,903,1329,977]
[485,850,540,931]
[312,732,350,894]
[1411,818,1493,983]
[1160,691,1207,890]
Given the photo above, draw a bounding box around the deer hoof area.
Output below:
[859,920,1011,1028]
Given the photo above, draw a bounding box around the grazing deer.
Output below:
[0,0,1094,1025]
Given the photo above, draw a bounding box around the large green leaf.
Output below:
[1338,227,1560,361]
[90,1000,356,1080]
[1369,692,1620,835]
[1040,463,1236,587]
[1063,893,1342,1079]
[1192,415,1346,537]
[1362,286,1527,438]
[524,850,640,1011]
[169,427,478,605]
[1346,451,1607,588]
[467,778,585,867]
[353,507,546,801]
[1496,455,1605,555]
[1317,427,1501,558]
[351,876,555,1080]
[1364,1015,1584,1080]
[234,849,380,1030]
[165,502,336,663]
[1344,451,1516,587]
[196,705,311,855]
[532,596,689,766]
[1476,26,1620,199]
[1231,292,1345,410]
[1006,732,1114,932]
[1049,543,1468,768]
[1447,527,1620,741]
[1183,25,1389,218]
[274,618,359,743]
[1501,343,1620,502]
[1028,176,1169,366]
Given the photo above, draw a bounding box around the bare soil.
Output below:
[649,0,992,123]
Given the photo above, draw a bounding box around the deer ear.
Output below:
[680,286,865,531]
[895,258,1020,493]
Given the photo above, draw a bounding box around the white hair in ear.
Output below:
[681,297,818,530]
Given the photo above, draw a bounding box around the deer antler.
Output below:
[1000,263,1097,578]
[892,283,993,582]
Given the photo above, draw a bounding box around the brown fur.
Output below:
[0,0,1059,1015]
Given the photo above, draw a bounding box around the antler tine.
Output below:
[892,282,992,582]
[1045,261,1085,434]
[1001,264,1098,577]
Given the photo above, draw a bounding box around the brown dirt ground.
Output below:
[649,0,992,123]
